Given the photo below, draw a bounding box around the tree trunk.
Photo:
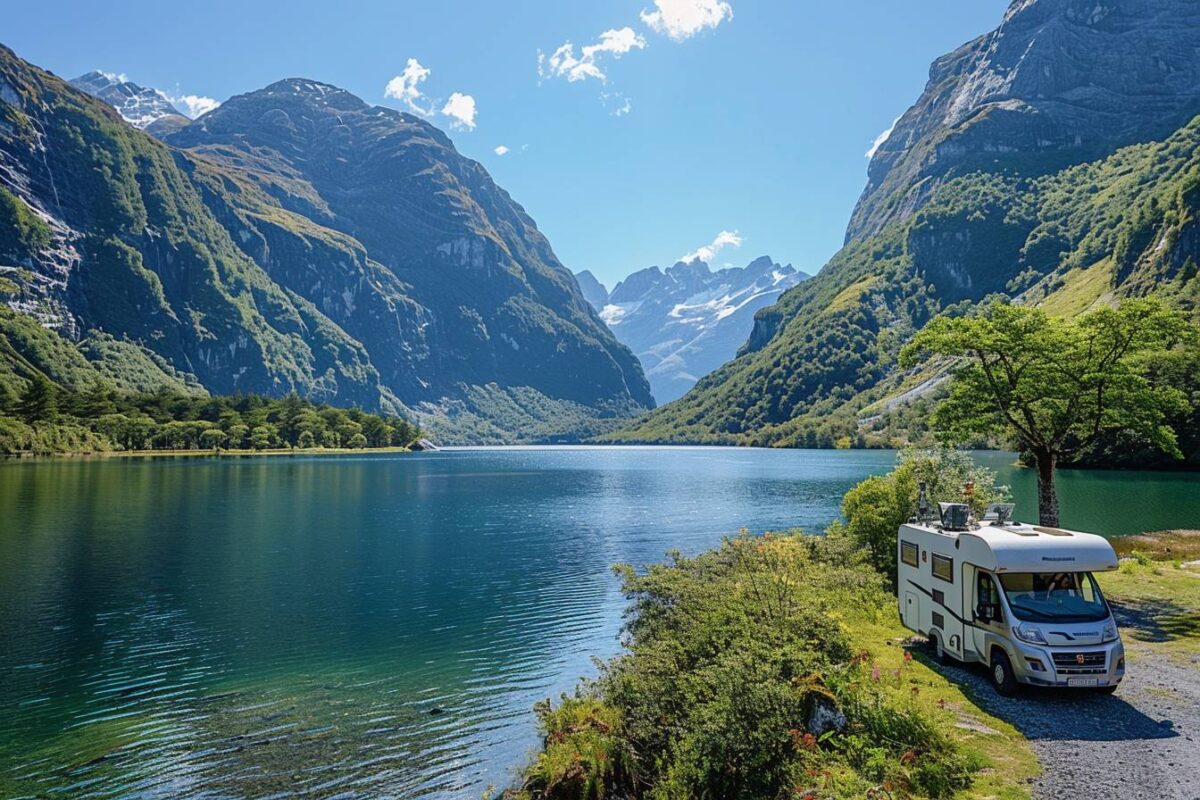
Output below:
[1034,449,1059,527]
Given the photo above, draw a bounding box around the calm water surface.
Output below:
[1,447,1197,798]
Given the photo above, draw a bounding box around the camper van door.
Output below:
[971,568,1005,658]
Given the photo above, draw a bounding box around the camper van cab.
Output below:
[897,500,1124,695]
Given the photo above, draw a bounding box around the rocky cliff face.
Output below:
[849,0,1200,242]
[0,46,651,441]
[574,270,609,312]
[579,256,806,403]
[167,78,651,414]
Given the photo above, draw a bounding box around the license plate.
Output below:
[1068,677,1099,687]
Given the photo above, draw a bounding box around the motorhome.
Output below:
[897,490,1124,695]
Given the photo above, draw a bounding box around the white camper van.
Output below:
[897,491,1124,695]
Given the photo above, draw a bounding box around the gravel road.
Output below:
[933,599,1200,800]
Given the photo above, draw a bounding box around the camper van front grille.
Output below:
[1051,652,1106,675]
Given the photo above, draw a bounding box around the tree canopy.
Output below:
[901,300,1193,524]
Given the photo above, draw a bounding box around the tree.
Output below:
[901,300,1192,526]
[249,425,276,450]
[200,428,228,451]
[837,448,1007,584]
[71,379,118,418]
[17,374,58,423]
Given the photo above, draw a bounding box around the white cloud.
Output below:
[441,92,477,130]
[602,92,633,116]
[681,230,742,263]
[384,58,434,115]
[866,115,901,159]
[640,0,733,41]
[494,145,510,156]
[539,26,647,83]
[170,94,220,119]
[100,70,129,83]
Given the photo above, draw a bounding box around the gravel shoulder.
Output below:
[933,564,1200,800]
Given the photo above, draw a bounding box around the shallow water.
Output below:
[0,447,1196,798]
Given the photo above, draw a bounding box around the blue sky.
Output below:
[4,0,1008,288]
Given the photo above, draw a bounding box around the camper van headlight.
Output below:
[1102,621,1119,643]
[1013,624,1048,645]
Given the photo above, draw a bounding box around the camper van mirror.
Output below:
[982,503,1016,525]
[938,502,970,531]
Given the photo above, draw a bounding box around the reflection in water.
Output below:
[0,447,1196,797]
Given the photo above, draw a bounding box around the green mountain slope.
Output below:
[611,113,1200,446]
[0,46,651,443]
[611,0,1200,447]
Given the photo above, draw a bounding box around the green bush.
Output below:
[512,533,978,800]
[839,448,1008,584]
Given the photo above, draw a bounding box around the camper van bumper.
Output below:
[1008,639,1126,688]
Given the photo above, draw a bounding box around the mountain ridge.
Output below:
[610,0,1200,446]
[0,44,651,443]
[577,256,807,403]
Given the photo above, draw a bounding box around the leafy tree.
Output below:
[902,300,1192,525]
[200,428,228,450]
[836,448,1006,584]
[348,432,368,449]
[17,374,58,423]
[249,425,276,450]
[297,430,316,449]
[72,379,117,418]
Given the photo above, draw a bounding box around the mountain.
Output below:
[612,0,1200,446]
[849,0,1200,243]
[0,46,651,443]
[574,269,610,312]
[577,257,807,403]
[69,70,191,135]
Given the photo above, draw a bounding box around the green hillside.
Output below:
[609,116,1200,448]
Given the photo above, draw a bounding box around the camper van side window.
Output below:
[900,541,919,567]
[931,554,954,583]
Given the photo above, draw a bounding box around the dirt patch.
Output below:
[1113,530,1200,561]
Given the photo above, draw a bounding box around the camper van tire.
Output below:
[989,648,1019,696]
[930,632,952,666]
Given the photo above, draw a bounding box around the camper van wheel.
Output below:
[989,649,1018,696]
[930,633,951,666]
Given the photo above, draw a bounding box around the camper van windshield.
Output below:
[998,572,1109,623]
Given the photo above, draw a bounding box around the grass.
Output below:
[1037,259,1114,318]
[1111,529,1200,561]
[1100,559,1200,661]
[850,618,1040,800]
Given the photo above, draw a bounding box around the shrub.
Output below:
[841,448,1008,584]
[513,533,978,800]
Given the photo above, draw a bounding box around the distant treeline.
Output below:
[0,377,422,455]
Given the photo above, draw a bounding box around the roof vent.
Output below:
[982,503,1015,526]
[938,502,970,532]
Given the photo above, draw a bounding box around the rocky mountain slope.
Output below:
[68,71,191,137]
[577,257,807,403]
[849,0,1200,243]
[0,45,651,443]
[612,0,1200,446]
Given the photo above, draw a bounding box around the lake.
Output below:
[2,447,1198,798]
